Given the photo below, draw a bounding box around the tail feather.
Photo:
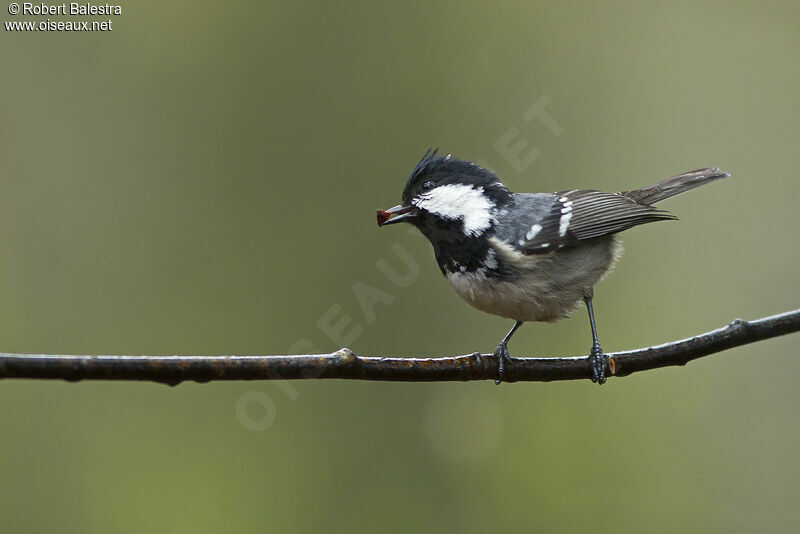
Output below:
[622,167,731,205]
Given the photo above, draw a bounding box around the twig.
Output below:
[1,310,798,386]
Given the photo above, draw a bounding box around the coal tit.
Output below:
[378,149,730,384]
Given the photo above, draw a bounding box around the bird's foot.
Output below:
[493,342,512,385]
[589,342,608,385]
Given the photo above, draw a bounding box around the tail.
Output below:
[621,167,731,205]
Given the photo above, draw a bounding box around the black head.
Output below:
[377,149,512,238]
[401,148,512,206]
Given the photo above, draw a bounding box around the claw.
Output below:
[589,342,608,385]
[493,342,512,385]
[493,321,523,385]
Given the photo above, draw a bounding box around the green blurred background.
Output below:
[2,1,799,532]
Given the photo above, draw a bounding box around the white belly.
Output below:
[446,236,622,322]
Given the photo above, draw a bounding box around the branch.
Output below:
[1,310,798,386]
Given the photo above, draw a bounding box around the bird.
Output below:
[377,149,730,384]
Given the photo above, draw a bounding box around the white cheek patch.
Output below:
[413,184,494,236]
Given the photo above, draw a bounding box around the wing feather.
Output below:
[521,190,675,254]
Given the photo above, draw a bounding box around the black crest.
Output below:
[401,148,512,205]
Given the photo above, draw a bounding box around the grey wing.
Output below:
[492,193,557,246]
[520,190,676,254]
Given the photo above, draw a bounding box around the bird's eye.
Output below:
[422,180,434,191]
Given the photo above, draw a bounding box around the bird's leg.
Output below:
[493,320,523,385]
[584,295,607,384]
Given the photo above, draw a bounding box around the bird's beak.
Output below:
[377,204,418,227]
